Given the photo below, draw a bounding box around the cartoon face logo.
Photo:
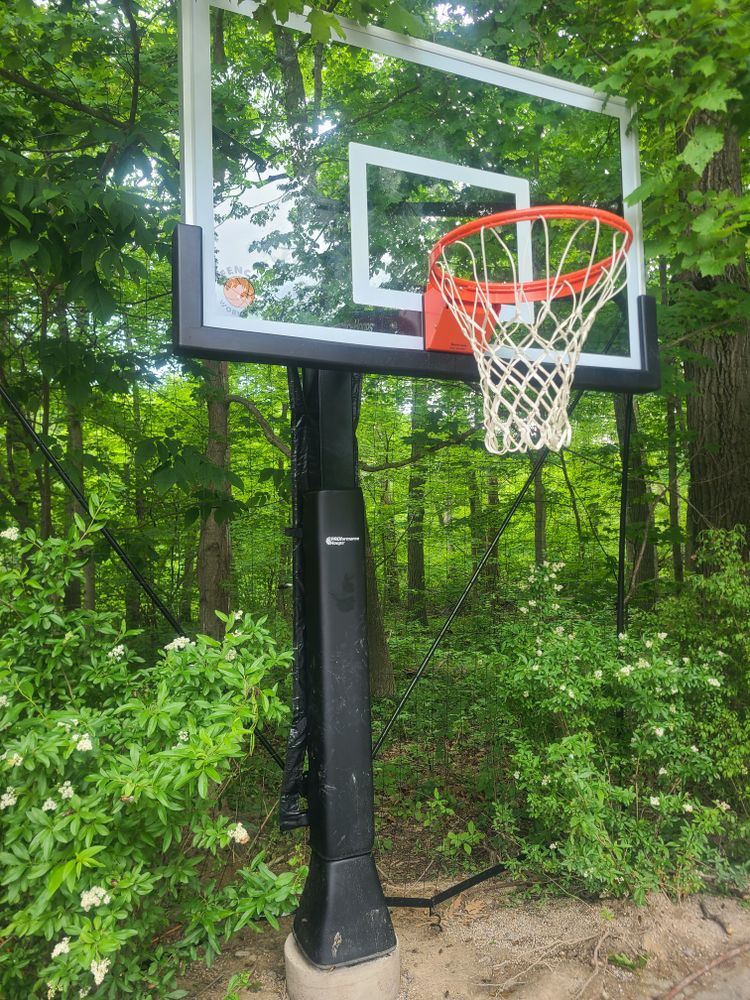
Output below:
[223,275,256,310]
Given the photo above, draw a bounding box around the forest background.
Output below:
[1,0,749,998]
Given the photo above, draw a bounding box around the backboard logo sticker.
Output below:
[221,272,255,315]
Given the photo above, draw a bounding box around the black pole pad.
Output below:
[294,852,397,968]
[302,488,375,858]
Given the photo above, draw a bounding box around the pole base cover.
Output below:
[293,851,396,967]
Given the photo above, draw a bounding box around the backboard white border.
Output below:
[348,143,533,315]
[179,0,647,371]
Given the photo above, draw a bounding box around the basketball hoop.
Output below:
[425,206,633,455]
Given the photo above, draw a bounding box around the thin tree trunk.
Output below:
[659,257,685,584]
[531,452,546,565]
[407,383,428,626]
[468,466,483,576]
[365,523,396,699]
[198,360,232,638]
[666,396,684,583]
[485,474,499,582]
[64,403,85,609]
[558,451,584,558]
[39,289,52,539]
[381,477,400,607]
[180,543,196,625]
[125,349,147,628]
[614,395,658,606]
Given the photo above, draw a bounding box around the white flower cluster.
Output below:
[59,780,75,800]
[42,798,58,812]
[715,800,731,812]
[51,937,70,958]
[682,802,694,814]
[74,733,93,752]
[107,644,126,661]
[653,727,665,737]
[177,730,189,743]
[56,718,79,734]
[90,958,111,985]
[164,635,194,652]
[0,695,8,708]
[0,786,17,809]
[649,796,660,807]
[0,526,19,541]
[228,821,250,845]
[6,752,23,767]
[707,677,721,688]
[80,885,111,912]
[225,647,238,661]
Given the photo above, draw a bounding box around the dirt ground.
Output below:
[184,881,750,1000]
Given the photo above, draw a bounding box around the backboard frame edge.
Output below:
[172,223,660,392]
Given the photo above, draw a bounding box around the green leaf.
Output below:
[10,236,37,262]
[692,86,742,114]
[47,865,66,897]
[693,55,717,77]
[678,126,724,176]
[383,4,426,37]
[1,204,31,231]
[307,9,344,42]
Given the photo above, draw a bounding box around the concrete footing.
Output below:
[284,934,400,1000]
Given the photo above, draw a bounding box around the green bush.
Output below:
[0,522,303,999]
[475,548,748,901]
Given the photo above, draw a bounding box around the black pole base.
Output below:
[293,850,397,968]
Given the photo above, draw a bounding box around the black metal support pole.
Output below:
[292,369,396,968]
[616,393,633,636]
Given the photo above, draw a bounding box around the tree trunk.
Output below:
[467,466,483,576]
[365,523,396,699]
[3,421,32,532]
[197,360,232,638]
[531,452,546,565]
[125,358,147,629]
[666,395,684,584]
[614,395,658,606]
[681,118,750,553]
[39,289,52,539]
[64,403,95,610]
[406,383,428,626]
[485,474,499,583]
[380,477,400,607]
[180,543,196,625]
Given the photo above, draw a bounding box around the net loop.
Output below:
[428,206,633,455]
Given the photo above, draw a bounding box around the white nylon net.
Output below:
[432,214,630,455]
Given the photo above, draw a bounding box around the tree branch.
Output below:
[360,425,481,472]
[227,394,291,457]
[119,0,141,129]
[228,395,480,471]
[0,68,123,128]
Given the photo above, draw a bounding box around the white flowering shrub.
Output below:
[471,553,746,902]
[0,525,303,999]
